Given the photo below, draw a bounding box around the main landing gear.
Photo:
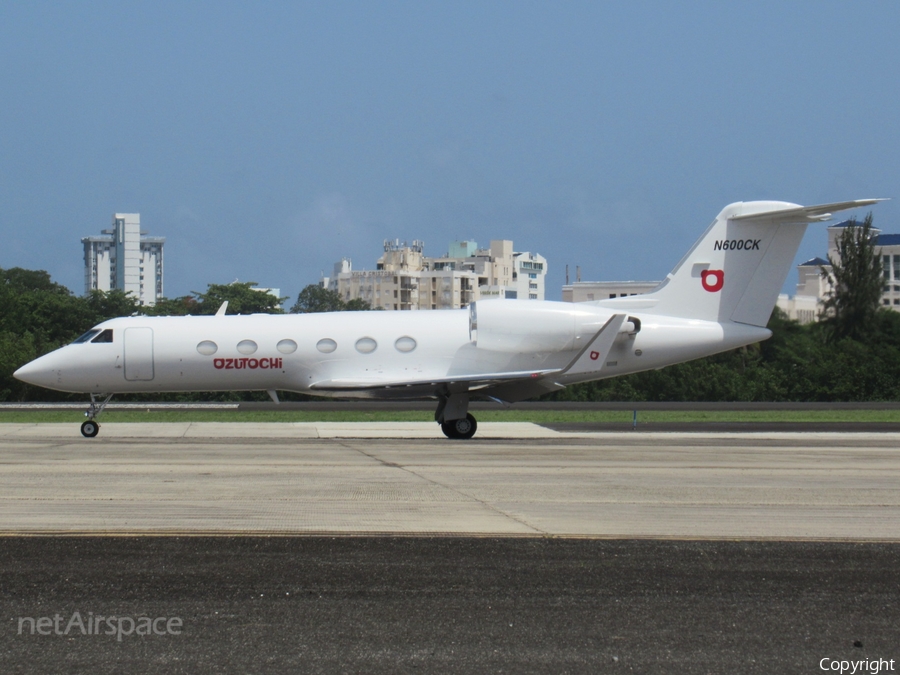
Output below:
[435,392,477,440]
[81,393,113,438]
[440,413,478,440]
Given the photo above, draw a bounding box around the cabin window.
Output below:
[355,337,377,354]
[72,329,101,344]
[237,340,258,355]
[316,338,337,353]
[277,339,298,354]
[197,340,218,356]
[91,329,114,343]
[395,336,417,353]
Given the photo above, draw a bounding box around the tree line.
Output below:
[0,274,369,401]
[1,215,895,402]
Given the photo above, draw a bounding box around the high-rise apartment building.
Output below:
[82,213,165,305]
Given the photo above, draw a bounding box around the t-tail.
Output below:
[635,199,886,326]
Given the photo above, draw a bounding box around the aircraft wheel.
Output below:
[441,413,477,440]
[81,420,100,438]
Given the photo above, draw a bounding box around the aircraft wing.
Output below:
[730,199,886,226]
[308,368,564,393]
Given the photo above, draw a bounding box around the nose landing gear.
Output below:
[80,419,100,438]
[81,393,113,438]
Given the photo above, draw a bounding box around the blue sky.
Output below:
[1,1,897,302]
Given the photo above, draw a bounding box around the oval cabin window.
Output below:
[355,337,377,354]
[277,339,298,354]
[237,339,258,355]
[394,336,417,353]
[197,340,218,356]
[316,338,337,353]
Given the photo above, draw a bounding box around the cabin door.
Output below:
[124,327,155,381]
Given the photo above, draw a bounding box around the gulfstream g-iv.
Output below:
[15,199,884,439]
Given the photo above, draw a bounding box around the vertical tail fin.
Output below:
[642,199,884,326]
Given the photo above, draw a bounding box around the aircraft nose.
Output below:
[14,355,61,389]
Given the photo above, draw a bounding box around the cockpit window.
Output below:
[72,329,101,344]
[91,329,114,343]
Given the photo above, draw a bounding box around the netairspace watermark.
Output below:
[820,658,896,674]
[16,611,183,642]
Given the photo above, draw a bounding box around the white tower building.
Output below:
[82,213,165,305]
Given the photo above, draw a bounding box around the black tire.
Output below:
[441,420,458,439]
[81,420,100,438]
[441,413,477,440]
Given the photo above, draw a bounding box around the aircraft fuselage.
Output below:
[14,300,769,399]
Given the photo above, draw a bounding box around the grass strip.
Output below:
[3,409,900,424]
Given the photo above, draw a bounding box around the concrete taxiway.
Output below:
[2,422,899,539]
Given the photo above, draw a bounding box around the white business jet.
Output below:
[15,199,883,439]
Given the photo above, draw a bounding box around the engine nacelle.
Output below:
[469,300,638,354]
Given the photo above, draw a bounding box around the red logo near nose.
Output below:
[701,269,724,292]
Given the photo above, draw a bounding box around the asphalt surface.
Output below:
[5,400,900,412]
[2,537,899,675]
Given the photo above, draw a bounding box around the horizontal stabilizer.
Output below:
[730,199,887,226]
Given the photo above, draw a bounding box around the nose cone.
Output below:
[14,354,64,390]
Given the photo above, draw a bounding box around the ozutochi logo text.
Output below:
[17,612,182,642]
[214,357,283,370]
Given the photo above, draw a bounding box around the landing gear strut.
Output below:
[441,413,478,440]
[81,393,113,438]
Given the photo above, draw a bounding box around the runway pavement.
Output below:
[4,423,900,673]
[1,422,899,539]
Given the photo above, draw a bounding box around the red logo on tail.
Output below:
[701,269,724,292]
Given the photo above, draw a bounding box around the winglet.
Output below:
[215,301,228,317]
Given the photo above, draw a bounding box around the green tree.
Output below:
[819,213,884,341]
[344,297,375,311]
[192,282,287,315]
[85,289,140,320]
[291,284,350,313]
[0,267,95,347]
[142,295,199,316]
[0,267,99,401]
